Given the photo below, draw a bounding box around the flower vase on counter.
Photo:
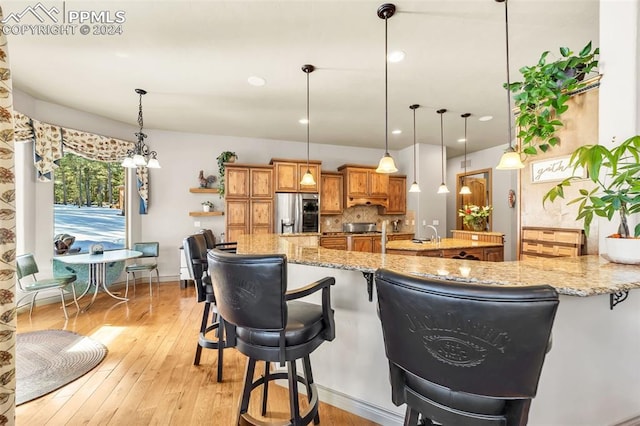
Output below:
[469,218,486,232]
[459,204,493,232]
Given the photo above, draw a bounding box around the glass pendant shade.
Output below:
[459,185,472,195]
[437,183,450,194]
[409,181,421,193]
[300,170,316,186]
[496,148,525,170]
[146,157,161,169]
[376,153,398,173]
[121,156,135,168]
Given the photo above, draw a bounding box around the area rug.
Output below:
[16,329,108,405]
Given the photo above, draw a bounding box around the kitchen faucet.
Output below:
[425,225,439,242]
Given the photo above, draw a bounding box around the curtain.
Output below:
[0,5,17,422]
[13,111,150,214]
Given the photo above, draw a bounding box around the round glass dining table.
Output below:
[56,249,142,311]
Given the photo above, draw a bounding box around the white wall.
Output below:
[446,144,518,261]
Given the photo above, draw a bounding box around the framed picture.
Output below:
[530,156,586,183]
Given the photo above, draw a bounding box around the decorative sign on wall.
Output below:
[530,156,586,183]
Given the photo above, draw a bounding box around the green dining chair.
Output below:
[16,253,79,319]
[125,242,160,297]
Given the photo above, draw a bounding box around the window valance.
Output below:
[13,111,149,213]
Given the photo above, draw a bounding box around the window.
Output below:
[53,153,125,254]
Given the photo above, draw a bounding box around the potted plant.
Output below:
[507,41,599,156]
[458,204,493,232]
[201,201,214,212]
[216,151,237,198]
[542,135,640,263]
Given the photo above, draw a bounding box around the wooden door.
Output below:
[274,162,298,192]
[368,171,389,197]
[372,238,382,253]
[320,173,343,215]
[298,163,320,193]
[226,167,250,198]
[251,168,273,198]
[483,247,504,262]
[226,199,249,242]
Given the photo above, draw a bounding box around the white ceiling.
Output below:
[4,0,599,157]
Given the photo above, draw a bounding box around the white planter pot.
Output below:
[202,205,211,212]
[602,237,640,264]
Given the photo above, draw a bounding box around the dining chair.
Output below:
[125,242,160,297]
[16,253,79,319]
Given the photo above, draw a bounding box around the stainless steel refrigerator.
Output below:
[274,193,319,234]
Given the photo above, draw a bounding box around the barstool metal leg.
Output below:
[302,355,319,425]
[261,361,270,416]
[238,357,257,424]
[288,361,302,425]
[194,302,211,365]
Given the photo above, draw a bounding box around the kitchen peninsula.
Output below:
[233,233,640,426]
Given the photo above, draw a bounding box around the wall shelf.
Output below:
[189,211,224,217]
[189,187,220,193]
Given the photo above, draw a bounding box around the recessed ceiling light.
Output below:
[387,50,406,63]
[299,118,309,124]
[247,76,266,87]
[478,115,493,122]
[392,129,402,135]
[457,138,466,143]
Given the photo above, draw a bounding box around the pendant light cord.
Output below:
[413,107,417,181]
[504,0,513,149]
[464,115,468,179]
[306,70,310,171]
[384,15,389,155]
[440,112,445,182]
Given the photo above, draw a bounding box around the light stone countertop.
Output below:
[235,234,640,297]
[386,238,502,251]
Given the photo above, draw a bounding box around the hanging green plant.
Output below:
[507,41,599,156]
[216,151,237,198]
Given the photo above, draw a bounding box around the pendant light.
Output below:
[300,64,316,186]
[495,0,524,170]
[436,109,449,194]
[122,89,160,169]
[459,113,472,195]
[375,3,398,174]
[408,104,421,193]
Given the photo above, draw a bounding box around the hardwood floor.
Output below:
[16,282,379,425]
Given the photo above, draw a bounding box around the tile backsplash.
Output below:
[321,206,415,234]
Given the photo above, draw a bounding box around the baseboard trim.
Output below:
[614,415,640,426]
[315,384,404,426]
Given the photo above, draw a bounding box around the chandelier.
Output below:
[122,88,160,169]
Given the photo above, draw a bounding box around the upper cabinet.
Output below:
[270,159,321,193]
[338,164,390,209]
[320,172,343,215]
[379,175,406,215]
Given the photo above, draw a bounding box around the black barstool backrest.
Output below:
[375,268,559,399]
[183,234,209,303]
[199,229,216,249]
[208,249,287,331]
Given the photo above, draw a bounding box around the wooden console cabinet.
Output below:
[520,226,584,259]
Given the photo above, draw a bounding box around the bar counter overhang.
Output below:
[230,233,640,425]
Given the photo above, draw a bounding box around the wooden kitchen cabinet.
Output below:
[380,175,406,215]
[442,247,486,260]
[338,164,389,208]
[225,164,274,238]
[271,159,321,193]
[349,235,374,252]
[320,236,347,250]
[483,246,504,262]
[320,172,343,215]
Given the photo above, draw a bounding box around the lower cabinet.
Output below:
[349,235,374,252]
[319,236,347,250]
